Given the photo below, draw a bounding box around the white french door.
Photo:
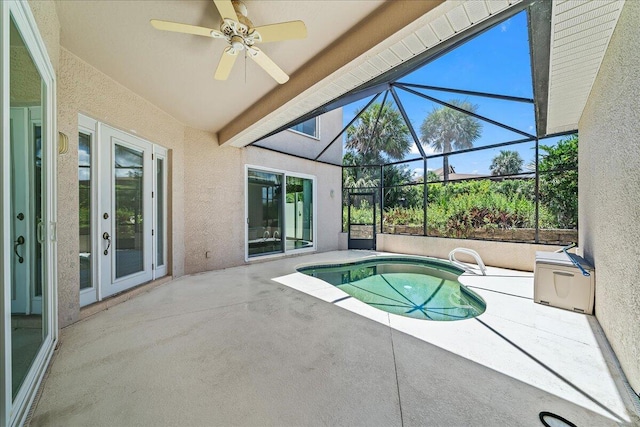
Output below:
[99,125,154,297]
[79,117,167,305]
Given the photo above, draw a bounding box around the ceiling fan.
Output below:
[150,0,307,84]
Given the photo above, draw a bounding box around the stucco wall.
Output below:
[255,108,344,164]
[183,128,245,273]
[9,46,41,105]
[56,48,186,327]
[377,234,564,272]
[182,132,343,274]
[26,0,344,326]
[27,0,60,72]
[245,146,343,253]
[578,1,640,394]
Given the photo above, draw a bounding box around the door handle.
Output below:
[14,235,25,263]
[103,232,111,255]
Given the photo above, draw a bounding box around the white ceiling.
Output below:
[55,0,626,146]
[55,0,385,132]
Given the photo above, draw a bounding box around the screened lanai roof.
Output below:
[231,0,624,154]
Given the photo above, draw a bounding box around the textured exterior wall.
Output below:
[578,1,640,394]
[255,108,343,165]
[56,48,186,327]
[27,0,60,72]
[377,234,565,272]
[244,147,342,253]
[25,1,343,326]
[9,46,41,105]
[182,132,343,274]
[183,128,245,273]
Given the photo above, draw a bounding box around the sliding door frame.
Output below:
[1,1,58,425]
[245,165,317,262]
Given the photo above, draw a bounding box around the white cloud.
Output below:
[78,169,90,181]
[79,148,90,165]
[412,168,424,179]
[409,142,437,156]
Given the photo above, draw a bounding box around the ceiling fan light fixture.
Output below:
[151,0,306,84]
[230,35,245,51]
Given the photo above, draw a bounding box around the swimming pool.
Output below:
[297,256,486,321]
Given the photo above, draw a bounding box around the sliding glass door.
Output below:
[3,2,58,425]
[285,176,313,250]
[246,167,316,259]
[247,170,284,257]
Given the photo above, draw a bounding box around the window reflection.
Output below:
[248,170,283,256]
[9,15,45,399]
[79,132,92,290]
[286,177,313,250]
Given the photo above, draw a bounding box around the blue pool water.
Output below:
[298,257,486,321]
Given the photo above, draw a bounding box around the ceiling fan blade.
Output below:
[253,21,307,43]
[215,47,238,80]
[150,20,222,38]
[213,0,238,21]
[247,47,289,84]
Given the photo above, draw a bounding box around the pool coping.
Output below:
[272,251,639,424]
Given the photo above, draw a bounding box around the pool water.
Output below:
[298,258,486,321]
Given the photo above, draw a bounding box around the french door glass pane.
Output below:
[248,170,283,256]
[156,158,164,266]
[79,132,92,289]
[9,15,45,399]
[114,144,144,278]
[286,177,313,250]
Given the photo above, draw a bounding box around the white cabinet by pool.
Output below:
[534,251,595,314]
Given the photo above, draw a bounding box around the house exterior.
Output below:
[432,165,487,181]
[1,0,639,425]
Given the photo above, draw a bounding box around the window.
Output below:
[289,117,318,138]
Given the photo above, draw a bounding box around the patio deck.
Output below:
[30,251,639,426]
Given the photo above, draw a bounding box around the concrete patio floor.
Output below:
[30,251,640,426]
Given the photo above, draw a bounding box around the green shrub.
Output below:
[345,175,571,235]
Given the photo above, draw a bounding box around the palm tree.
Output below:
[419,100,482,182]
[490,150,524,176]
[345,102,411,164]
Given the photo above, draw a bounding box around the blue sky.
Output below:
[336,10,568,177]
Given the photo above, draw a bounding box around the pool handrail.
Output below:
[448,248,487,276]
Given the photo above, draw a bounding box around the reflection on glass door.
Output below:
[154,147,168,278]
[114,144,145,278]
[79,131,92,292]
[8,15,45,401]
[286,176,313,250]
[247,170,283,257]
[247,168,316,259]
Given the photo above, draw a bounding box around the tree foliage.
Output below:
[419,100,482,182]
[539,135,578,228]
[345,102,411,164]
[490,150,524,176]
